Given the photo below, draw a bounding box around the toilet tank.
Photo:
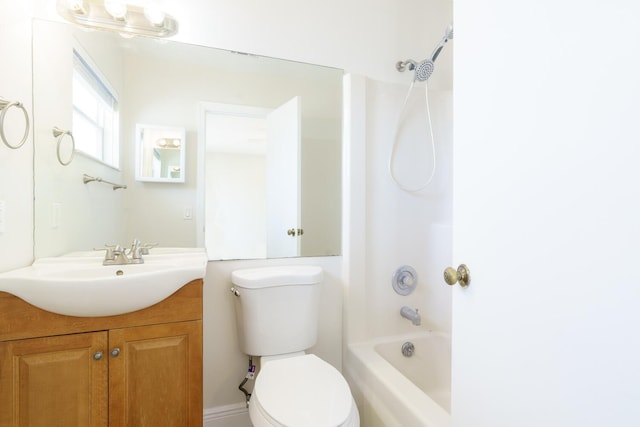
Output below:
[231,266,323,356]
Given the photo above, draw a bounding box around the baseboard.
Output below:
[203,403,251,427]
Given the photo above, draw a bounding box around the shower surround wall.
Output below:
[342,75,453,426]
[343,75,453,352]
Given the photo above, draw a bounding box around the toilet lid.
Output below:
[254,354,353,427]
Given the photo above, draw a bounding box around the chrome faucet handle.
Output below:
[139,242,158,255]
[94,244,116,261]
[129,239,142,257]
[130,238,141,251]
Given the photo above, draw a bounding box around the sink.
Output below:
[0,248,207,317]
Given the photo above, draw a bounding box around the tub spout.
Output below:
[400,306,421,326]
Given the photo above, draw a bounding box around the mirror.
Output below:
[32,19,343,260]
[135,124,186,183]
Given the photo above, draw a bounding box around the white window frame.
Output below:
[72,44,120,169]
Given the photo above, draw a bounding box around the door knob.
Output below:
[444,264,470,287]
[110,347,121,357]
[287,228,296,236]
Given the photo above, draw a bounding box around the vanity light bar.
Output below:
[57,0,178,38]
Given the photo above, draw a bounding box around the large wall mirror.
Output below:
[32,19,343,260]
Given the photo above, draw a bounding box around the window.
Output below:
[72,48,120,168]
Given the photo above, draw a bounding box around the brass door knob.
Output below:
[287,228,296,236]
[444,264,470,287]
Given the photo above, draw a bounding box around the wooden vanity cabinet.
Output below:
[0,280,203,427]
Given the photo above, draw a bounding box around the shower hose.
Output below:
[388,81,436,192]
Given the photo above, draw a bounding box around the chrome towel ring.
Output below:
[52,126,75,166]
[0,97,30,150]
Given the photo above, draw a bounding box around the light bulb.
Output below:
[144,2,165,25]
[104,0,127,19]
[65,0,86,13]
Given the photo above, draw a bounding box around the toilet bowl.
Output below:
[249,354,359,427]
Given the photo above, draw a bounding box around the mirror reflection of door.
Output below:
[266,96,301,258]
[203,98,301,260]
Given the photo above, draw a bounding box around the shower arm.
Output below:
[396,59,418,72]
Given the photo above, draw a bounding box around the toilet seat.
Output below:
[250,354,358,427]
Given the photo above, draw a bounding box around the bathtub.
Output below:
[346,331,451,427]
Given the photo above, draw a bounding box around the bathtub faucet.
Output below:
[400,306,421,326]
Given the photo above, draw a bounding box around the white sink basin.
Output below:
[0,248,207,317]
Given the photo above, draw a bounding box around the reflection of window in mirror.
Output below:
[72,47,120,167]
[136,124,186,183]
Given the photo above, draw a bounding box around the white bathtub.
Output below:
[346,331,451,427]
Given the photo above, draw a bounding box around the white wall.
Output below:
[166,0,453,88]
[0,1,34,272]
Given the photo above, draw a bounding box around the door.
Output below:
[108,321,203,427]
[0,332,108,426]
[266,96,302,258]
[452,1,640,426]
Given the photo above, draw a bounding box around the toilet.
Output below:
[231,266,360,427]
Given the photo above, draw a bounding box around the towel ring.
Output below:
[0,98,30,150]
[53,126,75,166]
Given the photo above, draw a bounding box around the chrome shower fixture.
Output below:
[397,23,453,82]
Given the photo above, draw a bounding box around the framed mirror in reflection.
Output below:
[135,124,186,183]
[32,19,343,260]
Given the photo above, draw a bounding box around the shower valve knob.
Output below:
[444,264,470,287]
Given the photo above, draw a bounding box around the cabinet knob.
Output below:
[93,351,104,361]
[110,347,121,357]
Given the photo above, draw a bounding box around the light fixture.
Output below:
[155,138,181,148]
[57,0,178,38]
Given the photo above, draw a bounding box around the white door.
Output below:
[266,96,301,258]
[452,2,640,426]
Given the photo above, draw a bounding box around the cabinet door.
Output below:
[0,332,108,427]
[109,320,203,427]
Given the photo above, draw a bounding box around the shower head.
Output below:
[413,22,453,82]
[414,59,435,82]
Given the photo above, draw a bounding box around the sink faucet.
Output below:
[99,244,130,265]
[95,239,155,265]
[400,306,421,326]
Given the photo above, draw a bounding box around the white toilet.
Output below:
[231,265,360,427]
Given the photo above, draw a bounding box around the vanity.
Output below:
[0,280,202,426]
[0,249,207,426]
